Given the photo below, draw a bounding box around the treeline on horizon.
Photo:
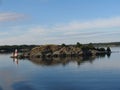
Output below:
[92,42,120,47]
[0,42,119,53]
[0,45,38,53]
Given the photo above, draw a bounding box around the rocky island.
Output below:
[13,43,111,59]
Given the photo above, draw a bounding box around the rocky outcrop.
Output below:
[30,45,83,58]
[29,45,111,58]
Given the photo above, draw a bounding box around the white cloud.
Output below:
[0,16,120,45]
[0,32,8,36]
[0,12,26,22]
[55,17,120,31]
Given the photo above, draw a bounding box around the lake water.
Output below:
[0,47,120,90]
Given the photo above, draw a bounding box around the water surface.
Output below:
[0,47,120,90]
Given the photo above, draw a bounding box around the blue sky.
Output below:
[0,0,120,45]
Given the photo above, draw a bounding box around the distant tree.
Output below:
[106,47,111,53]
[61,43,66,47]
[76,42,82,48]
[87,43,95,49]
[81,45,89,51]
[99,48,105,51]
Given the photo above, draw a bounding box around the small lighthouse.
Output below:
[11,49,18,58]
[14,49,18,57]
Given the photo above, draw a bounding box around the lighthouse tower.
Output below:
[14,49,18,57]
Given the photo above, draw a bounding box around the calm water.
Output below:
[0,47,120,90]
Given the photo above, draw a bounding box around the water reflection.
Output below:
[13,58,19,65]
[107,53,111,58]
[28,54,111,66]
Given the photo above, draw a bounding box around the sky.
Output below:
[0,0,120,45]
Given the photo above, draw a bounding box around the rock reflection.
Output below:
[107,53,111,58]
[28,54,111,66]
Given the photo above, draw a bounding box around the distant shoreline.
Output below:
[0,41,119,53]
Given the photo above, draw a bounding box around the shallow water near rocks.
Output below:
[0,47,120,90]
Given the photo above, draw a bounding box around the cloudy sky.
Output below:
[0,0,120,45]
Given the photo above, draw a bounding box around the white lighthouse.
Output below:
[14,49,18,57]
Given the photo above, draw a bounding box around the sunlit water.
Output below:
[0,47,120,90]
